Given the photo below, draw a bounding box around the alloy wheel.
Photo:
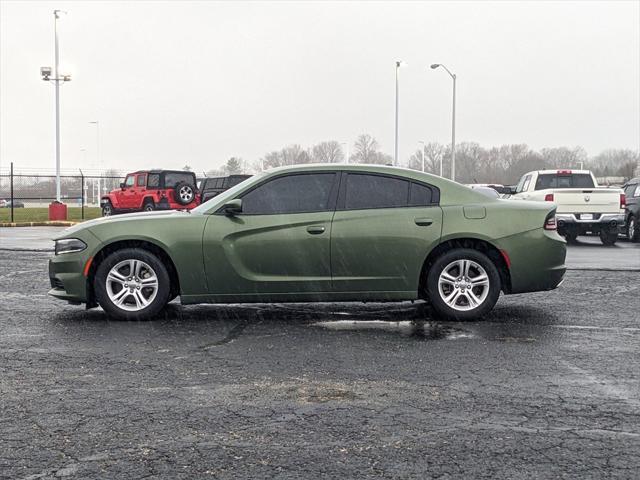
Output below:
[106,259,159,311]
[179,186,194,203]
[438,259,490,311]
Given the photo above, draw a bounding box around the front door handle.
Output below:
[306,225,326,235]
[415,218,433,227]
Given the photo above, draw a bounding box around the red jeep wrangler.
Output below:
[100,170,198,216]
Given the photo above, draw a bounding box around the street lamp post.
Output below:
[341,142,349,164]
[40,10,70,202]
[89,121,100,200]
[394,61,406,166]
[418,141,426,172]
[430,63,456,181]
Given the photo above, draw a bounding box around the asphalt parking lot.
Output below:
[1,228,639,478]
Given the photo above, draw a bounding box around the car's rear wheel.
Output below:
[174,182,195,206]
[102,201,113,216]
[426,248,501,321]
[94,248,171,320]
[599,231,618,246]
[628,215,639,242]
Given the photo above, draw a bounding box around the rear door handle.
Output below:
[306,225,326,235]
[414,218,433,227]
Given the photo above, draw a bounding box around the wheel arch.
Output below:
[86,239,181,305]
[418,237,512,297]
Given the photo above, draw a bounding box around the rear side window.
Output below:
[241,173,336,215]
[147,174,160,188]
[535,173,595,190]
[345,174,409,210]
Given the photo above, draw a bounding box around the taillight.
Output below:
[544,193,554,202]
[544,213,557,230]
[620,193,626,209]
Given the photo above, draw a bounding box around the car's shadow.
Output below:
[54,301,560,345]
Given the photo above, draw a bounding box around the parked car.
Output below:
[621,177,640,242]
[100,170,198,216]
[49,164,566,321]
[510,169,626,245]
[199,174,251,203]
[467,185,501,199]
[2,200,25,208]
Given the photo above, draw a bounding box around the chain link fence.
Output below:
[0,163,123,222]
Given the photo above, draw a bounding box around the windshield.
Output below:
[192,172,266,213]
[535,173,595,190]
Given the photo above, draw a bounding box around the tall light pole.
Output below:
[430,63,456,181]
[40,10,71,202]
[394,61,407,166]
[341,142,349,163]
[89,121,100,198]
[418,141,426,172]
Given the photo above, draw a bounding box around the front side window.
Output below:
[241,173,336,215]
[344,174,409,210]
[124,175,135,187]
[136,174,146,187]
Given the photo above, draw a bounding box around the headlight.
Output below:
[55,238,87,255]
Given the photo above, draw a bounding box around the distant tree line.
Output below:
[240,135,638,185]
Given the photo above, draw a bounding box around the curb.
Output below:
[0,221,78,227]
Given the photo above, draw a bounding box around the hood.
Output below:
[54,210,192,240]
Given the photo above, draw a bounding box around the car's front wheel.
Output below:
[426,249,501,321]
[101,200,113,216]
[94,248,171,320]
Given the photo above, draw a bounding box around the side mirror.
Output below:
[223,198,243,216]
[120,183,126,189]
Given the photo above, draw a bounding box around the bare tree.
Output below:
[540,146,588,169]
[350,134,392,164]
[311,141,344,163]
[261,144,312,169]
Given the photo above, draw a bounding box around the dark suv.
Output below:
[199,175,251,203]
[101,170,198,216]
[622,177,640,242]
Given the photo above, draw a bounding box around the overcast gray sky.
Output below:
[1,0,639,174]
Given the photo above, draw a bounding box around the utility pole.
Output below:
[394,61,406,166]
[430,63,456,181]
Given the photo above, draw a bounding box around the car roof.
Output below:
[128,170,195,175]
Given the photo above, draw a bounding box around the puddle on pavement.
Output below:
[311,320,474,341]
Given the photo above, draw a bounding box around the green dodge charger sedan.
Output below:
[49,164,566,320]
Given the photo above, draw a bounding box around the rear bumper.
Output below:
[556,213,625,231]
[495,228,567,295]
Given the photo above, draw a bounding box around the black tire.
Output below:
[628,215,639,243]
[101,200,113,217]
[563,231,578,244]
[174,182,196,206]
[94,248,171,320]
[425,248,501,321]
[142,199,155,212]
[599,231,618,246]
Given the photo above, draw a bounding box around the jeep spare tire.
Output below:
[174,182,195,206]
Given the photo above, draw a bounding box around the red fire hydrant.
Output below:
[48,201,68,221]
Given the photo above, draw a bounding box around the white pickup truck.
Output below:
[510,169,626,245]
